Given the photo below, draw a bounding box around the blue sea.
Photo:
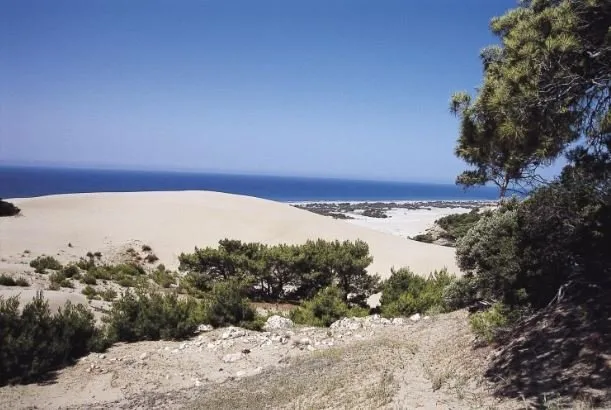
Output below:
[0,166,499,202]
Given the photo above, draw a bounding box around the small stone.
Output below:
[242,348,251,354]
[222,353,244,363]
[307,345,315,351]
[194,379,202,387]
[409,313,421,322]
[380,318,391,325]
[197,324,214,333]
[99,354,106,360]
[139,352,148,360]
[179,343,187,350]
[263,315,294,331]
[391,317,404,325]
[297,337,311,346]
[236,370,246,377]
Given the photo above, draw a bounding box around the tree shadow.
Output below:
[484,283,611,406]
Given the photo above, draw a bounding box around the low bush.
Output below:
[0,199,20,217]
[81,273,97,285]
[14,277,30,287]
[380,268,455,317]
[99,288,117,302]
[49,272,73,289]
[436,209,488,242]
[0,274,17,286]
[0,293,108,385]
[204,280,261,330]
[142,244,152,252]
[150,265,176,288]
[469,303,511,343]
[29,256,62,273]
[117,276,136,288]
[411,233,434,243]
[442,275,478,310]
[144,253,159,264]
[105,290,205,342]
[81,286,99,300]
[290,286,367,327]
[48,282,60,291]
[61,264,81,279]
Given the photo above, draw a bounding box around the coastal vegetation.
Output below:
[0,199,20,217]
[448,0,611,402]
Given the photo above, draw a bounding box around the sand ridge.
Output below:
[0,191,460,281]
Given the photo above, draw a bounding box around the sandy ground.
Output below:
[0,191,459,278]
[344,207,471,238]
[0,311,522,410]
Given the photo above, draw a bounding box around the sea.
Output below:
[0,166,499,202]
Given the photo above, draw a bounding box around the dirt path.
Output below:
[0,311,521,409]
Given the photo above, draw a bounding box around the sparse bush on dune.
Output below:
[0,293,108,385]
[380,268,455,317]
[290,286,368,327]
[0,199,20,217]
[105,290,206,342]
[204,280,262,330]
[150,264,176,288]
[0,274,18,286]
[29,256,63,274]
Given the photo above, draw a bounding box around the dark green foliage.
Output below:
[81,286,98,300]
[290,286,367,327]
[150,264,176,288]
[144,253,159,264]
[362,209,388,218]
[0,274,17,286]
[99,288,117,302]
[49,272,73,289]
[117,277,136,288]
[81,273,97,285]
[15,277,30,287]
[204,280,260,329]
[179,239,379,305]
[29,256,62,273]
[411,233,434,243]
[0,199,20,217]
[61,264,81,279]
[0,293,107,385]
[380,268,455,317]
[442,275,478,310]
[469,303,511,343]
[435,209,488,242]
[76,257,95,271]
[105,290,205,342]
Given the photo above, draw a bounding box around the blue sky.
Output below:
[1,0,522,182]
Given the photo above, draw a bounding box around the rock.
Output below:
[139,352,148,360]
[296,337,311,346]
[241,349,251,354]
[330,317,362,330]
[380,318,391,325]
[197,324,214,333]
[263,315,294,331]
[409,313,421,322]
[391,317,404,325]
[222,353,244,363]
[236,370,246,377]
[179,343,187,350]
[222,327,247,340]
[99,354,106,359]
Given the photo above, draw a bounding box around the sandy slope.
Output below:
[0,191,460,281]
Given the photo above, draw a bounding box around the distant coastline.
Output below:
[0,165,499,202]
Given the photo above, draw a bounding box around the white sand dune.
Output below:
[0,191,459,281]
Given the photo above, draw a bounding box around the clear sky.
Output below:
[1,0,520,182]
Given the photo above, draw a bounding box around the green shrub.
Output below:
[0,199,20,217]
[99,288,117,302]
[93,251,102,259]
[15,277,29,287]
[61,264,81,279]
[144,253,159,264]
[411,233,434,243]
[117,276,136,288]
[81,273,97,285]
[469,303,510,343]
[48,282,60,291]
[0,274,17,286]
[48,272,73,288]
[30,256,62,273]
[76,257,95,271]
[380,268,455,317]
[204,280,260,329]
[105,290,205,342]
[142,244,152,252]
[81,286,98,300]
[442,275,478,310]
[0,293,108,385]
[290,286,367,327]
[435,209,488,242]
[150,265,176,288]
